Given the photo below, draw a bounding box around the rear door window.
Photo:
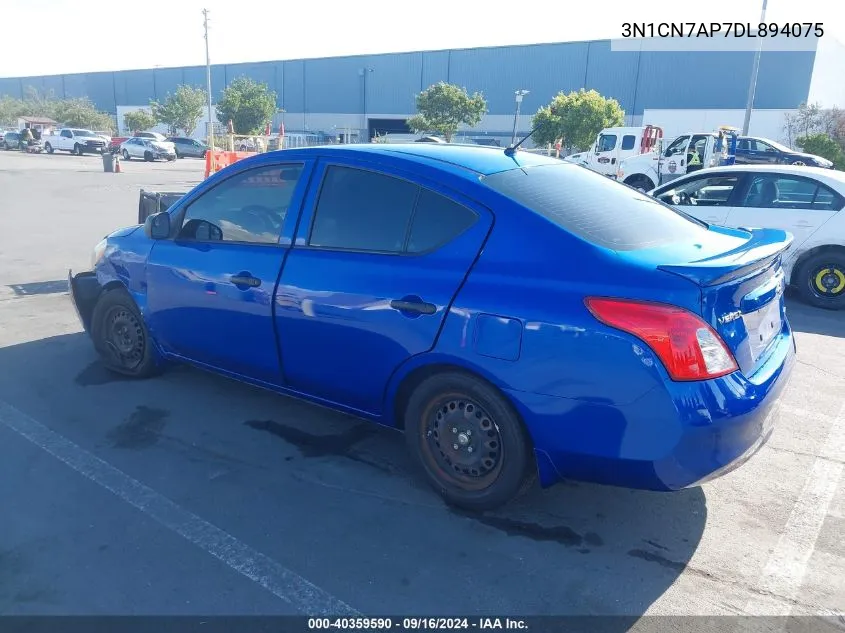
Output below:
[406,188,478,253]
[742,175,844,211]
[482,163,713,251]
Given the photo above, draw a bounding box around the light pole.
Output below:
[511,90,529,146]
[742,0,768,135]
[360,67,374,141]
[202,8,214,151]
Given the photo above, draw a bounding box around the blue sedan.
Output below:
[69,143,796,511]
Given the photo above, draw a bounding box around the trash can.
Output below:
[102,151,115,172]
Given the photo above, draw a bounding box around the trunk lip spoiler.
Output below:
[657,229,793,287]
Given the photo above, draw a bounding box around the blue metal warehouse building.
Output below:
[0,39,817,143]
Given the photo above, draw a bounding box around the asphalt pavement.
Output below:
[0,151,842,623]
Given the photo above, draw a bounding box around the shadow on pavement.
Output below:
[7,280,69,297]
[0,333,707,620]
[786,296,845,338]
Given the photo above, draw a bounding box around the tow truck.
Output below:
[615,126,739,191]
[563,125,663,177]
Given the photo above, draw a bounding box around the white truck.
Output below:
[563,125,663,177]
[615,128,739,191]
[43,128,108,156]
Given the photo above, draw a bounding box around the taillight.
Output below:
[585,297,738,381]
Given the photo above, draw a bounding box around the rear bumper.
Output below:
[68,269,102,333]
[510,325,796,491]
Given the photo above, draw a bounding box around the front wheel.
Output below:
[796,250,845,310]
[90,288,161,378]
[404,372,535,512]
[45,142,54,154]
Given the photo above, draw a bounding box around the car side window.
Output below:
[596,134,617,152]
[657,175,741,207]
[621,135,636,151]
[664,136,689,157]
[309,166,419,253]
[755,140,774,153]
[742,175,842,211]
[407,189,478,253]
[61,130,72,138]
[178,164,304,244]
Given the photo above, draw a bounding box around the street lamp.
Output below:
[742,0,768,135]
[511,90,529,146]
[360,67,374,141]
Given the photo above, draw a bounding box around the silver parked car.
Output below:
[120,136,177,162]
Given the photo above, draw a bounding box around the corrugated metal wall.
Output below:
[0,40,816,118]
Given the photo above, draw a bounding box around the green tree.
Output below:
[0,96,27,125]
[407,82,487,142]
[215,77,277,135]
[796,133,845,170]
[124,109,158,134]
[151,85,207,136]
[532,89,625,152]
[53,97,115,131]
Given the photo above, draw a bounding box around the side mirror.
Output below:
[144,211,171,240]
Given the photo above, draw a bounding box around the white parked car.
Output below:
[120,136,177,162]
[650,164,845,310]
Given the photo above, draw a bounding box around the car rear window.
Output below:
[481,163,713,251]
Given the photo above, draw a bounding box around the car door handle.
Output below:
[231,274,261,288]
[390,299,437,315]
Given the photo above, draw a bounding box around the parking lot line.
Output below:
[743,401,845,616]
[0,398,359,617]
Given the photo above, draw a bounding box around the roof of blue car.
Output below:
[287,143,562,176]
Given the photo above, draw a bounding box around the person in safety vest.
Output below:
[687,144,703,173]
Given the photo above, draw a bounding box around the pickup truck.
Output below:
[43,128,107,155]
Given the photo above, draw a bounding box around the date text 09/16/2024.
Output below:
[308,618,528,630]
[622,22,824,38]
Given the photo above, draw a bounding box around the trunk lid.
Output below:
[656,226,793,376]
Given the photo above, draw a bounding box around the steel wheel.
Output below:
[810,264,845,299]
[791,160,806,166]
[420,395,505,491]
[102,305,146,371]
[405,372,535,511]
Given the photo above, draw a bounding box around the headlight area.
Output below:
[91,239,107,268]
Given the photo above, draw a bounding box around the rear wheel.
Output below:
[796,250,845,310]
[404,372,535,512]
[90,288,160,378]
[791,159,807,166]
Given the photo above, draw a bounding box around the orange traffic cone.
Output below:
[115,156,122,173]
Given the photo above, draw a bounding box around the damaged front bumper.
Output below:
[68,269,101,333]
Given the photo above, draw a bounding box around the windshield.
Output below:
[72,129,96,137]
[482,163,712,251]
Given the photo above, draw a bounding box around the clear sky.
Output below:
[0,0,842,78]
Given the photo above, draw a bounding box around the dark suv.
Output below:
[166,137,209,159]
[736,137,834,168]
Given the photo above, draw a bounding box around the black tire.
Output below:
[404,372,535,512]
[74,143,83,156]
[795,250,845,310]
[791,159,807,166]
[144,151,153,162]
[625,175,655,192]
[45,142,53,154]
[90,288,160,378]
[122,149,131,160]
